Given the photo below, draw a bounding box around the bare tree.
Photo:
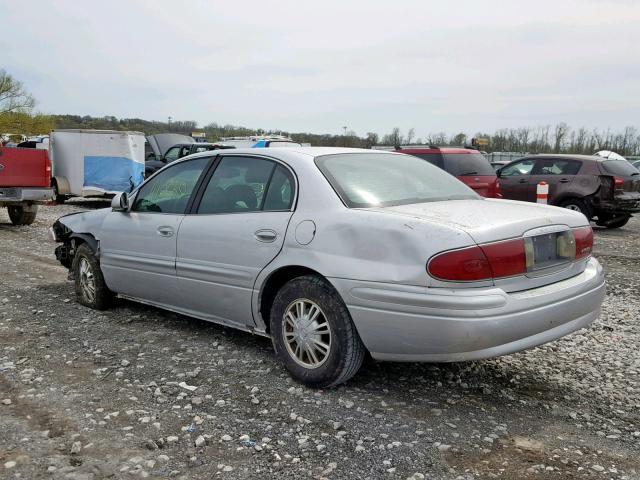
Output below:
[0,70,35,114]
[406,128,415,144]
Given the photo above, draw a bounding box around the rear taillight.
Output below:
[428,227,593,282]
[614,177,624,187]
[573,226,593,259]
[428,238,525,282]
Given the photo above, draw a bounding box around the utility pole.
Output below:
[168,116,172,131]
[342,126,348,147]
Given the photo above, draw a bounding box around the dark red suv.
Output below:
[394,147,499,197]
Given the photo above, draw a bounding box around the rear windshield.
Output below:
[600,160,640,176]
[315,153,479,208]
[442,153,495,176]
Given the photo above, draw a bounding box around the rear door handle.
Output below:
[157,226,174,237]
[518,179,527,184]
[254,229,277,243]
[559,178,570,183]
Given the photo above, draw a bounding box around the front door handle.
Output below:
[254,229,277,243]
[559,178,570,183]
[157,226,174,237]
[518,178,527,184]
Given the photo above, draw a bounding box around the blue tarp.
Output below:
[83,156,145,192]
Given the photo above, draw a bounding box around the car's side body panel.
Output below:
[176,211,293,328]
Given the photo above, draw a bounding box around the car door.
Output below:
[99,156,211,306]
[528,158,581,205]
[175,154,296,328]
[498,158,536,201]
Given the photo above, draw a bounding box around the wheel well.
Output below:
[70,233,98,256]
[259,265,324,333]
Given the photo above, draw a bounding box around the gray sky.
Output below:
[1,0,639,137]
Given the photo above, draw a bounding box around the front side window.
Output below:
[197,156,277,214]
[315,153,478,208]
[500,159,535,176]
[132,157,209,213]
[533,159,581,175]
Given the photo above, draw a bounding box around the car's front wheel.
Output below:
[72,243,114,310]
[559,198,592,219]
[270,275,366,388]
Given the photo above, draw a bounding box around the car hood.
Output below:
[57,207,111,236]
[365,198,588,244]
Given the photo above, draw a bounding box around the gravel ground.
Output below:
[0,200,639,480]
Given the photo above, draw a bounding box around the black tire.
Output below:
[72,243,114,310]
[559,198,592,219]
[599,216,630,229]
[270,275,366,388]
[8,205,38,225]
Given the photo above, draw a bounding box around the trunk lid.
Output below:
[365,198,588,244]
[0,147,51,187]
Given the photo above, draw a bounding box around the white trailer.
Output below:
[50,129,145,200]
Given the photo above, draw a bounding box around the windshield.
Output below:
[442,153,495,176]
[600,160,639,176]
[315,153,479,208]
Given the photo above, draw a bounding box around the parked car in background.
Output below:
[51,147,604,387]
[0,147,54,225]
[632,160,640,170]
[386,146,500,197]
[145,142,234,176]
[498,154,640,228]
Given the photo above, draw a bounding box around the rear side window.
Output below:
[262,165,295,210]
[600,160,639,176]
[442,153,495,176]
[197,156,275,214]
[533,159,582,175]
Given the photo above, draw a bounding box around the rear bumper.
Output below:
[596,196,640,215]
[0,187,54,204]
[330,257,605,362]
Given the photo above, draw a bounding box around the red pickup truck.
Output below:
[0,147,54,225]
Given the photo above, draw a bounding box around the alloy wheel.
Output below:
[79,258,96,302]
[282,299,332,369]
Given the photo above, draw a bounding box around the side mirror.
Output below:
[111,192,129,211]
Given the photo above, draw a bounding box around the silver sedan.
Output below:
[50,147,605,387]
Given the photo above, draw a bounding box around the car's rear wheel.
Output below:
[597,215,630,229]
[559,198,592,219]
[270,275,365,388]
[73,243,114,310]
[8,205,38,225]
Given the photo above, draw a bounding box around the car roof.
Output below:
[518,153,610,162]
[395,147,479,154]
[170,146,395,166]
